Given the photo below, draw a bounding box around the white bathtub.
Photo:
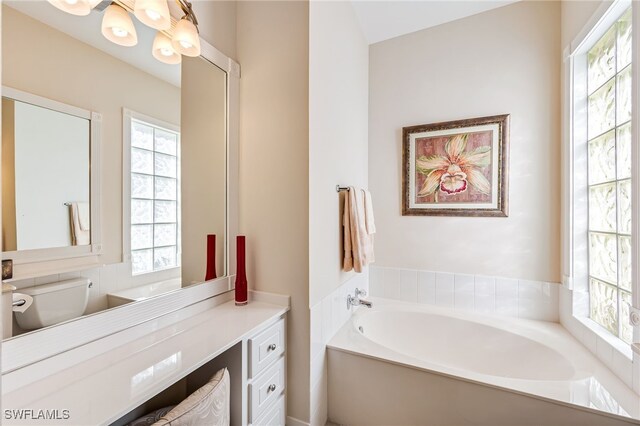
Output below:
[328,298,640,425]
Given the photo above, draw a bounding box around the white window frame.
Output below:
[567,0,639,359]
[122,108,181,277]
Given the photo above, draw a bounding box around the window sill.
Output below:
[131,265,181,278]
[573,314,633,361]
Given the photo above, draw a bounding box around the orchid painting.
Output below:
[415,133,491,199]
[402,114,509,217]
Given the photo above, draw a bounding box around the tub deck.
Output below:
[328,297,640,425]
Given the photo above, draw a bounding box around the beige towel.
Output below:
[77,202,90,231]
[343,186,375,273]
[69,202,90,246]
[363,189,376,235]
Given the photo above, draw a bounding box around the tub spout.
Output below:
[347,293,373,309]
[359,298,373,308]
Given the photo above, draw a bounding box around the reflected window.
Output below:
[126,114,181,275]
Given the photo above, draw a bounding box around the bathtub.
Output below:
[327,298,640,426]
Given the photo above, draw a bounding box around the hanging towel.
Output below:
[363,189,376,235]
[343,187,375,273]
[69,202,90,246]
[77,202,90,231]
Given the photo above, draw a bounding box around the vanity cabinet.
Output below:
[248,319,286,425]
[1,291,289,426]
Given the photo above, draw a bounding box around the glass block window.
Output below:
[586,8,633,344]
[130,119,180,275]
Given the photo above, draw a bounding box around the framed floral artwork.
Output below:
[402,114,509,217]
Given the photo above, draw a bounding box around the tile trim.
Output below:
[369,266,559,322]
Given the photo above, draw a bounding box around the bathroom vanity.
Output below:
[0,2,274,424]
[2,290,289,425]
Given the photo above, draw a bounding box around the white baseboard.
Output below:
[287,416,311,426]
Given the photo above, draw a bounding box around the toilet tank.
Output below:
[14,278,90,331]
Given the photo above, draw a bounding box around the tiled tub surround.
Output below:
[328,299,640,426]
[309,270,369,426]
[369,266,560,322]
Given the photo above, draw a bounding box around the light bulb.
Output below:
[47,0,94,16]
[152,32,181,65]
[101,4,137,47]
[172,18,200,57]
[134,0,171,31]
[145,9,161,21]
[111,27,128,38]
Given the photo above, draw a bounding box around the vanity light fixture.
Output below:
[134,0,171,31]
[172,1,200,57]
[152,32,182,65]
[46,0,102,16]
[101,3,138,47]
[46,0,201,64]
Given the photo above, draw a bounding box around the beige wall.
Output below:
[308,4,369,423]
[2,98,16,251]
[237,1,310,422]
[181,57,227,286]
[309,0,369,308]
[561,1,610,48]
[368,1,562,283]
[2,5,181,265]
[193,0,237,61]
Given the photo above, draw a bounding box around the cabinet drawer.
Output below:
[249,318,285,378]
[251,395,285,426]
[249,356,285,422]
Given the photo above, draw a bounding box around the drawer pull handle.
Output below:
[268,384,277,392]
[268,344,277,351]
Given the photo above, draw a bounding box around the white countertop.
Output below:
[2,293,289,425]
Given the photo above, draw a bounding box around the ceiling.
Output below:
[7,1,521,81]
[5,1,181,87]
[350,0,520,45]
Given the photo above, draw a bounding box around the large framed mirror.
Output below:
[1,0,239,372]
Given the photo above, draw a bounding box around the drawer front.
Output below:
[251,395,285,426]
[249,356,285,422]
[249,318,285,378]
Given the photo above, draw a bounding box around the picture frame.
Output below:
[402,114,509,217]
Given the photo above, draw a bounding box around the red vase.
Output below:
[205,234,217,281]
[235,235,248,306]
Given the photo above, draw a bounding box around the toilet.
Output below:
[14,278,90,331]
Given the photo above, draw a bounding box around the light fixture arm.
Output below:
[175,0,199,31]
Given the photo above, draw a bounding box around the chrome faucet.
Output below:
[347,288,373,309]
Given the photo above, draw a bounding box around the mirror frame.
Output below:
[1,39,240,374]
[1,86,103,276]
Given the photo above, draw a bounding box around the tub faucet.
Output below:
[347,288,373,309]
